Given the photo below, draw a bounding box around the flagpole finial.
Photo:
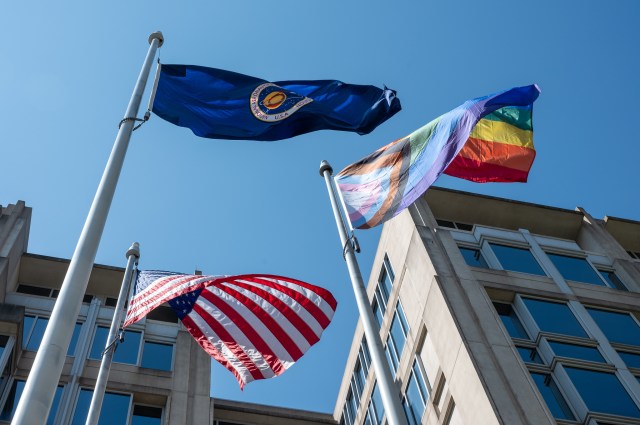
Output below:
[148,31,164,47]
[319,160,333,177]
[126,242,140,259]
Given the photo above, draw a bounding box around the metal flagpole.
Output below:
[12,32,164,425]
[319,160,408,425]
[85,242,140,425]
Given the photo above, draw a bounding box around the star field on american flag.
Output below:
[124,270,337,388]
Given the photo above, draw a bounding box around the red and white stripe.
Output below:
[125,273,337,388]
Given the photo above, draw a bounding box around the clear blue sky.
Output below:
[2,0,639,414]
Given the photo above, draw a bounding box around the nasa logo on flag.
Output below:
[249,83,313,122]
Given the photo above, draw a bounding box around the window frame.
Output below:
[23,314,83,356]
[385,303,410,375]
[131,403,164,424]
[71,388,134,425]
[457,245,489,269]
[401,358,430,425]
[89,324,143,366]
[486,242,547,277]
[545,251,608,287]
[140,340,175,371]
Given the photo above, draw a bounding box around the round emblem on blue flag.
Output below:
[250,83,313,122]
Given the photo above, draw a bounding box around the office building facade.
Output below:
[3,187,640,424]
[335,187,640,425]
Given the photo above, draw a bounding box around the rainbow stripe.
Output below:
[336,85,540,229]
[445,105,535,182]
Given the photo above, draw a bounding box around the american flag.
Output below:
[124,270,337,388]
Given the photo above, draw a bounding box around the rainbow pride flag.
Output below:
[336,85,540,229]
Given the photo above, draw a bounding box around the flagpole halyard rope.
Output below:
[118,113,149,131]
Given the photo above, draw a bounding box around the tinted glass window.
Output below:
[0,381,62,424]
[516,346,544,364]
[522,298,588,338]
[372,298,384,328]
[370,383,384,425]
[387,305,409,372]
[530,373,575,420]
[68,322,83,357]
[90,327,142,364]
[352,359,366,400]
[381,256,394,293]
[23,316,48,351]
[342,404,353,425]
[597,270,627,291]
[548,341,605,363]
[459,247,489,269]
[587,308,640,346]
[402,361,429,425]
[565,367,640,417]
[359,339,371,374]
[345,389,357,424]
[489,243,546,276]
[141,342,172,371]
[385,341,398,374]
[493,302,529,339]
[0,380,24,421]
[132,405,162,425]
[0,335,8,360]
[547,253,604,285]
[618,351,640,369]
[16,285,51,297]
[22,315,35,348]
[72,389,131,425]
[436,219,456,229]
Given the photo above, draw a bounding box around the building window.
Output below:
[516,346,543,364]
[529,373,575,420]
[89,326,142,365]
[436,220,473,231]
[618,351,640,369]
[72,389,131,425]
[458,247,489,269]
[586,307,640,346]
[141,341,173,371]
[546,253,605,286]
[132,405,163,425]
[381,254,395,287]
[16,284,54,297]
[22,315,47,351]
[23,315,82,356]
[343,389,357,425]
[564,367,640,418]
[0,380,63,424]
[146,305,180,324]
[372,255,395,327]
[493,302,529,339]
[386,304,410,374]
[489,243,546,276]
[0,336,9,362]
[522,298,588,338]
[596,269,627,291]
[366,382,384,425]
[627,251,640,260]
[547,341,605,363]
[402,360,429,425]
[359,339,371,375]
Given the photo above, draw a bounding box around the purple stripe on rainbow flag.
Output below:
[336,85,540,229]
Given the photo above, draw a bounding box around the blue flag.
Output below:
[151,64,401,141]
